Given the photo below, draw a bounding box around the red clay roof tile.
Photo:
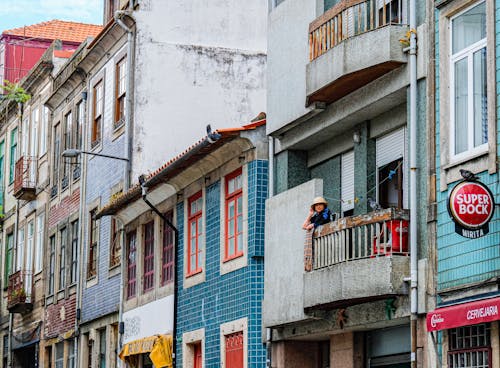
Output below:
[3,20,103,43]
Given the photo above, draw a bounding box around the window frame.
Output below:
[143,221,155,292]
[70,220,79,284]
[91,79,104,149]
[35,213,44,274]
[4,233,13,286]
[87,209,98,279]
[109,218,121,269]
[449,0,488,162]
[114,56,127,129]
[126,230,137,300]
[187,191,203,277]
[58,227,67,291]
[224,168,244,261]
[48,234,56,295]
[8,128,17,184]
[161,211,174,286]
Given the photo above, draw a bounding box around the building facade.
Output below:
[426,0,500,367]
[264,0,435,367]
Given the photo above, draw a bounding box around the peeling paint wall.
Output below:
[132,0,267,178]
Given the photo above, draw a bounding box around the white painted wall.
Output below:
[131,0,267,178]
[267,0,317,135]
[122,295,174,343]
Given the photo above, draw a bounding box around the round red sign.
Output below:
[449,181,495,229]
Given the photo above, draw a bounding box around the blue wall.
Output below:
[176,159,268,367]
[435,1,500,291]
[80,133,124,322]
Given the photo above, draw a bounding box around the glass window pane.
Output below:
[229,219,235,236]
[237,196,242,212]
[197,217,203,234]
[452,2,486,54]
[229,238,235,253]
[454,57,468,154]
[237,214,243,233]
[237,233,243,252]
[473,47,488,147]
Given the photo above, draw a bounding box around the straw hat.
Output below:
[311,196,328,209]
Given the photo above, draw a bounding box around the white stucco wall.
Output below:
[266,0,317,135]
[132,0,267,178]
[122,295,174,343]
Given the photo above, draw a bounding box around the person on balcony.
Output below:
[302,196,333,231]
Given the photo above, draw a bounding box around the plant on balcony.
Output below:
[1,81,31,104]
[10,287,26,302]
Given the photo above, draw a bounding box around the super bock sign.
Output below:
[448,180,495,239]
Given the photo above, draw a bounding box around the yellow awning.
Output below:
[119,335,172,368]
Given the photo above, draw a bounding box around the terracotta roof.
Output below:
[2,20,103,43]
[97,118,266,218]
[53,50,74,58]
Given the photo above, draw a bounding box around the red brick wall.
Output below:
[44,294,76,338]
[48,188,80,230]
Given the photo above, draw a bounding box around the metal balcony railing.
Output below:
[7,270,33,313]
[309,208,409,271]
[13,155,37,200]
[309,0,407,61]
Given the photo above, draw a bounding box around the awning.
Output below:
[119,334,172,367]
[427,297,500,332]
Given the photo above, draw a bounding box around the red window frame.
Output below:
[225,332,243,368]
[187,192,203,276]
[224,168,244,261]
[126,230,137,299]
[143,221,155,292]
[161,211,174,285]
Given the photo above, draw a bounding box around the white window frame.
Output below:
[449,0,488,162]
[35,213,44,273]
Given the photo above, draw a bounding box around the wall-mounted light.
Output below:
[353,131,361,144]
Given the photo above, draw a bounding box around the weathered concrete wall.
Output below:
[132,0,267,179]
[263,178,323,327]
[267,0,317,135]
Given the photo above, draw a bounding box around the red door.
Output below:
[194,343,202,368]
[225,332,243,368]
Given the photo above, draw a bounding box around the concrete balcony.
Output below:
[304,208,410,310]
[306,0,408,106]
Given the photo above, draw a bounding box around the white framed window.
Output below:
[449,1,487,161]
[16,228,24,271]
[35,213,44,273]
[40,107,49,156]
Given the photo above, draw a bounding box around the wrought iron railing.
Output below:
[309,0,407,61]
[7,270,33,309]
[13,155,37,197]
[309,208,409,270]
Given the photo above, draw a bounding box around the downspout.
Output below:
[409,0,418,367]
[138,178,179,368]
[266,136,274,368]
[74,89,88,367]
[114,7,135,359]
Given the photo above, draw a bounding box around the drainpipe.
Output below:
[74,89,88,367]
[266,136,274,368]
[138,176,179,368]
[408,0,418,367]
[114,6,135,360]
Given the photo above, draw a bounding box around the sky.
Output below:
[0,0,104,31]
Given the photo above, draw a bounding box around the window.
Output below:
[92,80,103,148]
[341,151,354,216]
[9,128,17,183]
[187,192,203,276]
[70,220,79,284]
[63,111,72,180]
[40,107,49,155]
[99,329,106,368]
[30,107,38,158]
[126,230,137,299]
[450,1,487,160]
[48,235,55,294]
[21,117,29,157]
[59,227,67,289]
[143,221,154,292]
[55,342,64,368]
[224,169,243,261]
[161,211,174,285]
[26,221,34,273]
[16,228,24,272]
[4,233,13,286]
[0,140,5,192]
[75,101,84,150]
[35,214,44,273]
[67,339,75,368]
[448,324,490,368]
[378,158,403,209]
[225,332,243,368]
[109,218,121,268]
[87,209,98,279]
[115,57,127,128]
[53,123,61,183]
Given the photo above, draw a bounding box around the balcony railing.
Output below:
[13,155,37,200]
[308,208,409,271]
[309,0,407,61]
[7,270,33,313]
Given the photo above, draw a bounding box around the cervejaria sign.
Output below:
[448,180,495,239]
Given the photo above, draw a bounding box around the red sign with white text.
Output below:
[448,181,495,238]
[427,297,500,331]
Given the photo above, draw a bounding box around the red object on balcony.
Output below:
[7,270,33,314]
[372,219,409,256]
[13,156,37,200]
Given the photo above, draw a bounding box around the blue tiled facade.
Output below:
[176,159,268,367]
[435,1,500,292]
[80,133,124,323]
